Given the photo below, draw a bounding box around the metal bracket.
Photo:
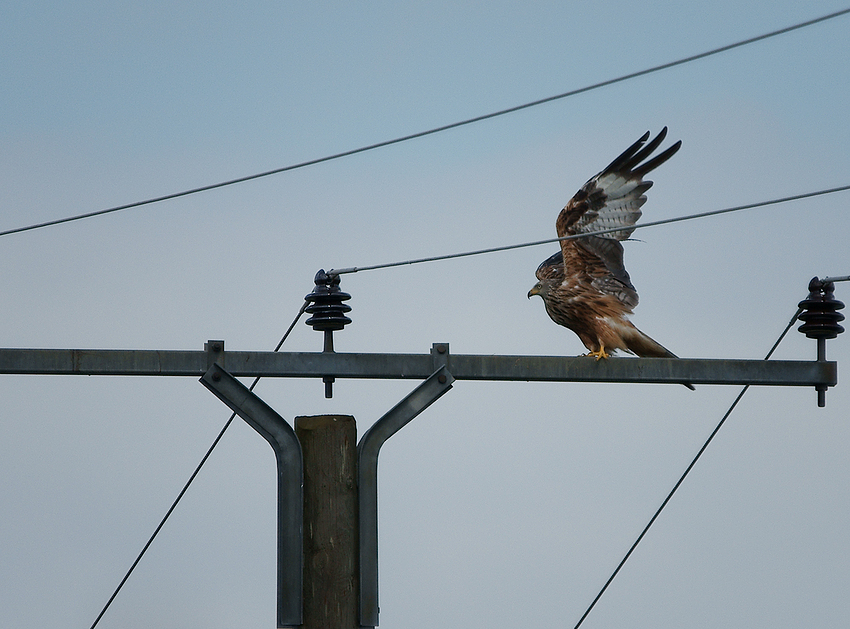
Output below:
[430,342,450,373]
[357,364,455,628]
[199,363,303,628]
[204,339,225,370]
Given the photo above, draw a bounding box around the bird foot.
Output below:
[585,346,610,360]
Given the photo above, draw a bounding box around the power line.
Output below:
[89,299,309,629]
[3,7,850,240]
[823,275,850,283]
[572,305,805,629]
[328,183,850,276]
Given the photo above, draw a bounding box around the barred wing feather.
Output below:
[554,128,681,308]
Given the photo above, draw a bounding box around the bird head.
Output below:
[530,251,563,300]
[528,281,545,299]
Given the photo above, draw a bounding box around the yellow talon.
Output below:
[587,345,609,360]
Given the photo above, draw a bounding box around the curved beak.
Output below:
[527,284,540,299]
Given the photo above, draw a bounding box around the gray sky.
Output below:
[2,2,849,628]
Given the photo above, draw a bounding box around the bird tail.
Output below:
[624,325,695,390]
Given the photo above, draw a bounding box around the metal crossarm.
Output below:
[0,346,836,388]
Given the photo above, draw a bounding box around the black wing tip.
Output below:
[633,138,682,177]
[603,131,651,174]
[604,128,681,178]
[602,126,682,177]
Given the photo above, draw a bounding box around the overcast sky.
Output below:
[2,2,849,628]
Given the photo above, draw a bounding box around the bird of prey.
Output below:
[528,128,693,388]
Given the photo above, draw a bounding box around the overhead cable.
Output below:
[328,183,850,276]
[3,6,849,239]
[822,275,850,283]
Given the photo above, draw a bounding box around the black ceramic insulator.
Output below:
[798,277,845,340]
[304,270,352,332]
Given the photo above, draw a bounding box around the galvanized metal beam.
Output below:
[357,364,455,628]
[0,344,836,388]
[199,363,303,628]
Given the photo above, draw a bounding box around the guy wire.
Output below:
[89,299,309,629]
[572,305,805,629]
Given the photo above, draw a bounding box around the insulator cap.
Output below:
[304,269,352,332]
[798,277,845,340]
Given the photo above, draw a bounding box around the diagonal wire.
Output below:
[572,305,806,629]
[3,7,850,240]
[328,184,850,276]
[89,299,309,629]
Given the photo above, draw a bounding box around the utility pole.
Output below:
[0,273,841,627]
[295,415,358,629]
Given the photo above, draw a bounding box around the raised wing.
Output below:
[554,128,681,309]
[556,127,681,240]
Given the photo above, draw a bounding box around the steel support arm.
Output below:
[357,364,455,628]
[0,345,836,388]
[199,363,303,629]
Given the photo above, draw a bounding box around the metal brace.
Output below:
[357,361,455,628]
[199,362,304,628]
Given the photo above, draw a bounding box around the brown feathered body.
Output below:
[532,250,675,358]
[529,128,691,384]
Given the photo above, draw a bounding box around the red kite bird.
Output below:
[528,128,693,389]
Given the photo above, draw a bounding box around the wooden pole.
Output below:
[295,415,358,629]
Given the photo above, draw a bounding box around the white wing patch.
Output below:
[573,172,651,241]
